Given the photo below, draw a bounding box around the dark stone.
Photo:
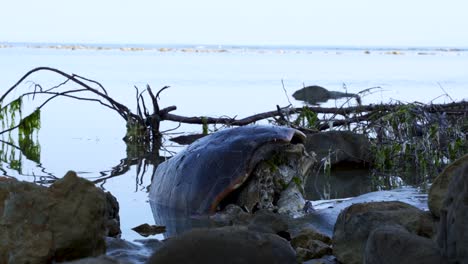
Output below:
[0,171,120,263]
[63,256,124,264]
[332,201,435,264]
[429,154,468,218]
[304,130,371,166]
[105,192,122,237]
[290,227,331,248]
[302,255,338,264]
[290,227,332,261]
[131,223,166,237]
[147,226,297,264]
[437,160,468,263]
[248,209,290,236]
[365,225,445,264]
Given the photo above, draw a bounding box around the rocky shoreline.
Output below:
[0,149,466,263]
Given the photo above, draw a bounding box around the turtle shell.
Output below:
[149,125,306,215]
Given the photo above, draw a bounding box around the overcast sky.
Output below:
[1,0,467,47]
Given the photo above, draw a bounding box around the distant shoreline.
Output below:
[0,42,466,55]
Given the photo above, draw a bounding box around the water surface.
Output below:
[0,44,466,241]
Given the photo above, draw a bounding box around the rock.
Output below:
[290,227,332,261]
[0,171,120,263]
[305,130,371,167]
[303,255,338,264]
[290,227,331,248]
[247,209,290,238]
[303,131,372,199]
[147,226,297,264]
[332,201,435,264]
[365,225,444,264]
[63,255,125,264]
[295,240,331,261]
[131,223,166,237]
[437,160,468,263]
[209,204,252,227]
[428,154,468,218]
[105,191,121,237]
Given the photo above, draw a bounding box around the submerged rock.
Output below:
[428,154,468,218]
[332,201,434,264]
[0,171,120,263]
[147,226,297,264]
[437,159,468,263]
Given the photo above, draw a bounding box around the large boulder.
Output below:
[0,171,120,263]
[332,201,434,264]
[437,160,468,263]
[365,225,444,264]
[147,226,297,264]
[305,131,371,166]
[428,154,468,218]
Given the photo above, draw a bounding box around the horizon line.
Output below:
[1,41,467,51]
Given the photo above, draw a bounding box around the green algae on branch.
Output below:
[0,95,41,173]
[363,103,467,188]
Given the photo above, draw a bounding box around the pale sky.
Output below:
[1,0,467,47]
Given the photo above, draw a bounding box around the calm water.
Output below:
[0,44,467,241]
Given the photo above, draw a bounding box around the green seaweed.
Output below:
[368,103,466,189]
[294,107,318,129]
[201,116,209,135]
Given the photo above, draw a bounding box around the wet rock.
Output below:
[332,201,435,264]
[305,130,371,167]
[0,171,120,263]
[131,223,166,237]
[437,160,468,263]
[428,154,468,218]
[247,209,290,237]
[63,255,125,264]
[365,225,444,264]
[209,204,252,226]
[290,227,332,261]
[147,226,297,264]
[295,240,331,261]
[105,192,121,237]
[302,255,338,264]
[291,226,331,246]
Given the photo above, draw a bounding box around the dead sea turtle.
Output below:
[149,125,315,217]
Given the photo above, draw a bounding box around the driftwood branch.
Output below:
[2,66,466,143]
[160,102,467,128]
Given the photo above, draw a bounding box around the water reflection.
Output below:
[305,168,373,200]
[1,138,168,194]
[150,202,214,238]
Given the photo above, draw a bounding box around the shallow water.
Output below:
[0,44,466,242]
